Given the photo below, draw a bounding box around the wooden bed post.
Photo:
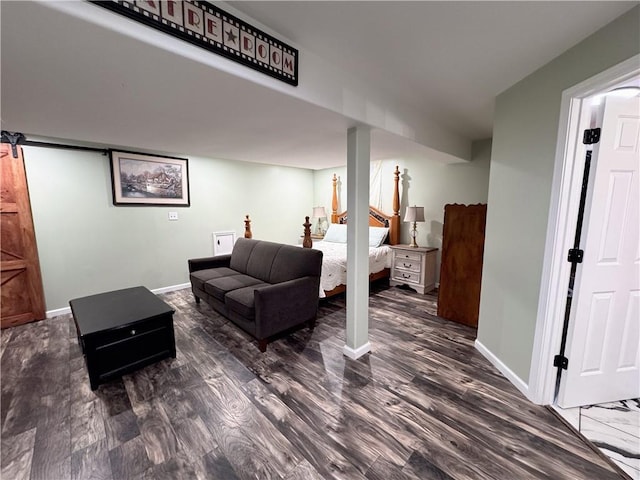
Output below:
[331,173,339,224]
[244,215,252,238]
[389,165,401,245]
[302,216,313,248]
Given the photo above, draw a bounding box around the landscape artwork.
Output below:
[110,151,190,206]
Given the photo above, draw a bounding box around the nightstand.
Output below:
[389,245,438,294]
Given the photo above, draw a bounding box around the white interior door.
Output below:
[558,95,640,408]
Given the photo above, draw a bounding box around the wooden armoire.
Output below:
[437,203,487,328]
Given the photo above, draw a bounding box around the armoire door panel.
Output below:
[437,203,487,328]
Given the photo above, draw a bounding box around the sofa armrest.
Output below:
[254,276,320,340]
[188,255,231,273]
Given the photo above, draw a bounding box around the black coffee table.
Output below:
[70,286,176,390]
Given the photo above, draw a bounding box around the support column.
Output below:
[344,125,371,359]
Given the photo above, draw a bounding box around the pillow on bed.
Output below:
[323,223,348,243]
[369,226,389,247]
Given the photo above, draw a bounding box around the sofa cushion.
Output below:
[269,245,323,284]
[190,267,240,290]
[225,284,270,320]
[204,274,265,301]
[245,241,282,282]
[229,238,258,274]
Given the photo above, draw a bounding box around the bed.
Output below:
[303,166,401,297]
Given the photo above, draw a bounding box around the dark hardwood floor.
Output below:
[1,283,626,479]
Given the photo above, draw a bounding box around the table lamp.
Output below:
[312,206,328,235]
[404,206,425,247]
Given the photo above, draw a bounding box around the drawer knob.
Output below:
[130,329,137,336]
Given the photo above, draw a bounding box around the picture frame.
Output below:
[109,150,190,206]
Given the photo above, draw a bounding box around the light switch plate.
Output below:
[168,211,178,221]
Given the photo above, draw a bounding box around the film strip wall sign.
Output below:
[92,1,299,86]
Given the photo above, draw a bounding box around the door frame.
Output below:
[528,54,640,405]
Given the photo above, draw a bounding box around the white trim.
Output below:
[475,339,530,399]
[45,283,191,318]
[46,306,73,319]
[528,54,640,405]
[343,341,371,359]
[150,282,191,295]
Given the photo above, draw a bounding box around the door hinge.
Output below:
[567,248,583,263]
[554,355,568,370]
[582,128,601,145]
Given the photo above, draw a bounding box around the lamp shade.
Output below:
[403,206,425,223]
[312,206,327,218]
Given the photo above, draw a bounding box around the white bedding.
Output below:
[310,241,392,297]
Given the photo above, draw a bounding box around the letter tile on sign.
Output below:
[240,30,255,58]
[283,51,295,76]
[270,46,282,70]
[184,2,204,36]
[256,38,269,64]
[161,0,183,26]
[205,12,222,43]
[136,0,160,16]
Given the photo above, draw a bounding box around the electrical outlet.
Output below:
[168,211,179,221]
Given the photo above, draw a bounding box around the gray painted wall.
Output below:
[23,146,313,311]
[477,6,640,383]
[312,138,492,280]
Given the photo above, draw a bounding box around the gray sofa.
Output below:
[188,238,323,352]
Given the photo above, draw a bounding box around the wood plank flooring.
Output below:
[1,283,627,479]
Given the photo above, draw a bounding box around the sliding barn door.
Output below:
[1,143,46,327]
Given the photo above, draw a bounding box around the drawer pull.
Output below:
[402,273,411,279]
[130,329,137,336]
[403,263,412,268]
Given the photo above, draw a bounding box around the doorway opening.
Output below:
[528,55,640,478]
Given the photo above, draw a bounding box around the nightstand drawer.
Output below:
[395,259,421,273]
[392,270,421,284]
[395,251,423,262]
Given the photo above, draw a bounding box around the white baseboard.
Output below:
[152,283,191,295]
[45,283,191,318]
[343,342,371,359]
[474,339,530,400]
[46,306,73,319]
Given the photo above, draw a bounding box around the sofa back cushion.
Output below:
[244,241,282,282]
[269,244,323,284]
[230,238,323,284]
[229,238,258,274]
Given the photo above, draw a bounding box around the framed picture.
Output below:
[109,150,190,206]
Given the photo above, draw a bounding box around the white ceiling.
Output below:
[1,1,636,170]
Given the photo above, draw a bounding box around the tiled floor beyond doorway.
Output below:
[555,399,640,479]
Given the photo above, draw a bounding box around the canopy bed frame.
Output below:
[303,165,401,297]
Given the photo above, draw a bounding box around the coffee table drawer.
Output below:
[93,322,174,379]
[84,315,169,348]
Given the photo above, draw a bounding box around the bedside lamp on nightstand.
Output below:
[404,205,425,247]
[312,206,328,235]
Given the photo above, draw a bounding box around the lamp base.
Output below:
[409,222,419,248]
